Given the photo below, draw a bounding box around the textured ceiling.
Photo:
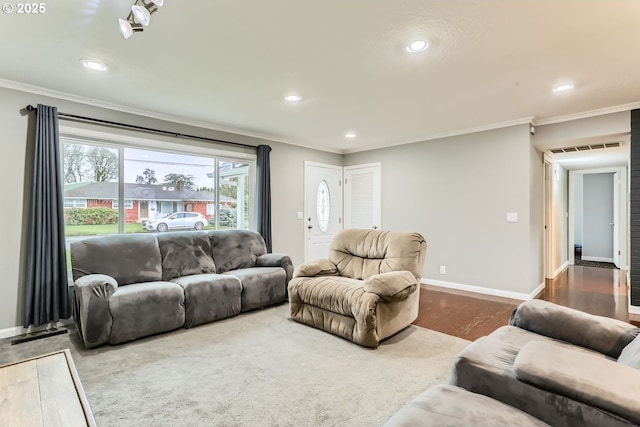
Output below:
[0,0,639,154]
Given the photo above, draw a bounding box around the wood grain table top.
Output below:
[0,349,95,427]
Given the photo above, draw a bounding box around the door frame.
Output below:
[568,166,628,269]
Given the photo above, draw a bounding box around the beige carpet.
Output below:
[0,304,469,427]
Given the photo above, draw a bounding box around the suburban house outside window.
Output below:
[61,135,255,277]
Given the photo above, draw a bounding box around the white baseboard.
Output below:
[422,278,544,301]
[551,261,569,279]
[581,256,614,263]
[0,319,72,340]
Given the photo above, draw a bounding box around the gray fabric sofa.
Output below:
[384,384,551,427]
[71,229,293,348]
[450,299,640,427]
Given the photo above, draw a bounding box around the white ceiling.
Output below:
[1,0,639,155]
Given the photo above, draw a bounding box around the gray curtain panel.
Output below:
[23,104,70,327]
[256,144,272,252]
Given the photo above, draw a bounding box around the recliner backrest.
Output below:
[329,229,427,280]
[207,229,267,273]
[70,233,162,285]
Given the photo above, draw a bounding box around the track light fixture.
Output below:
[118,0,164,39]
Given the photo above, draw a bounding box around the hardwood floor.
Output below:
[414,265,631,340]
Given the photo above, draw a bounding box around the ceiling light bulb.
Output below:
[345,132,357,139]
[553,83,574,93]
[284,95,302,102]
[131,5,151,26]
[151,0,164,6]
[81,60,107,71]
[406,40,429,53]
[119,17,134,39]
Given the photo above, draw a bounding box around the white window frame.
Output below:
[64,198,87,209]
[60,125,256,234]
[112,199,133,209]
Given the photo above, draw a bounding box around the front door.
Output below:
[304,162,342,261]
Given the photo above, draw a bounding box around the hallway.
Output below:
[414,265,630,341]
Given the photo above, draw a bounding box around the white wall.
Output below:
[0,86,341,332]
[344,124,543,296]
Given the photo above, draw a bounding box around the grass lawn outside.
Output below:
[64,223,215,236]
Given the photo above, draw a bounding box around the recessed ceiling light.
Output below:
[406,40,430,53]
[552,83,574,93]
[345,132,357,139]
[81,60,107,72]
[284,94,302,102]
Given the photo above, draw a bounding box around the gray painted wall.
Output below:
[0,86,341,331]
[583,173,614,259]
[344,124,543,295]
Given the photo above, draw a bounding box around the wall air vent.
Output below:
[549,142,620,154]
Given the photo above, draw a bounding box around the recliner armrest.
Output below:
[256,253,294,283]
[509,299,639,358]
[363,271,417,302]
[514,341,640,425]
[73,274,118,348]
[292,259,338,278]
[75,273,119,295]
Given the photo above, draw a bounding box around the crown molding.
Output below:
[0,79,343,155]
[533,102,640,126]
[343,116,535,154]
[3,78,637,157]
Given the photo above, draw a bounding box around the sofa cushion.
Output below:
[618,333,640,369]
[71,234,162,285]
[329,229,426,280]
[208,230,267,273]
[156,231,216,280]
[514,341,640,425]
[109,281,185,344]
[509,299,640,358]
[225,267,286,312]
[171,274,242,327]
[384,384,551,427]
[288,276,375,317]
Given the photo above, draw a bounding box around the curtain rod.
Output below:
[25,104,257,151]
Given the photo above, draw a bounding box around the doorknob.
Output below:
[372,225,378,229]
[610,223,615,226]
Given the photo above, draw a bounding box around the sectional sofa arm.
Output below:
[292,259,339,278]
[363,271,417,302]
[514,341,640,425]
[256,253,295,283]
[509,299,639,358]
[73,274,118,348]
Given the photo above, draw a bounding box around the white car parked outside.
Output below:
[143,212,207,232]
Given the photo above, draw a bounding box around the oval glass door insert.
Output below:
[316,180,331,232]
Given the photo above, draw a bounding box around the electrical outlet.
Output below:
[439,265,446,275]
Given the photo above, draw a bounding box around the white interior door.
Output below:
[304,162,342,261]
[344,163,381,229]
[613,171,620,268]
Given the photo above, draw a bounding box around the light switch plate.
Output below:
[506,212,518,223]
[296,211,303,220]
